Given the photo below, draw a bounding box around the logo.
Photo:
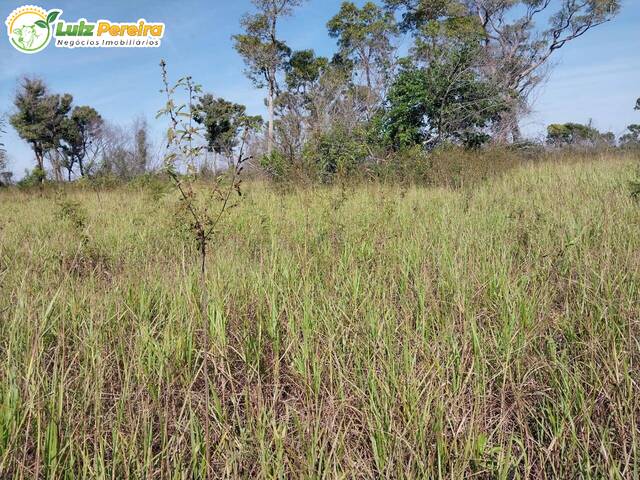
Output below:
[6,5,59,53]
[5,5,164,53]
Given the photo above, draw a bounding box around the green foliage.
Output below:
[285,49,328,92]
[260,150,291,180]
[194,94,262,156]
[60,105,103,177]
[233,0,307,156]
[10,77,72,173]
[327,1,397,69]
[546,122,614,147]
[232,26,291,90]
[303,125,369,180]
[232,0,306,90]
[374,66,426,148]
[384,0,621,141]
[17,166,46,188]
[9,77,104,180]
[383,0,462,33]
[620,124,640,148]
[380,52,505,149]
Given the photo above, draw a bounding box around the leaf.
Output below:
[46,11,60,24]
[35,20,47,28]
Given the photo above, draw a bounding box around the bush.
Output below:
[303,126,369,182]
[17,167,46,188]
[260,150,292,181]
[370,145,534,187]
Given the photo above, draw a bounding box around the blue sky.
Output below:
[1,0,639,177]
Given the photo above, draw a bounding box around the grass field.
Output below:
[1,154,639,478]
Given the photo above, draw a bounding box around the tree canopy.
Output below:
[195,94,263,158]
[10,77,73,174]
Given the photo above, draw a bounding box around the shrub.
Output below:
[17,166,46,188]
[303,126,369,182]
[260,150,292,181]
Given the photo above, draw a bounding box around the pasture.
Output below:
[0,153,639,478]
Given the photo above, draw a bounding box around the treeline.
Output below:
[5,78,153,187]
[3,0,638,187]
[229,0,632,181]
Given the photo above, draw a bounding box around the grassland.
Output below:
[0,153,639,478]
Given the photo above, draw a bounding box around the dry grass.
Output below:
[0,153,639,478]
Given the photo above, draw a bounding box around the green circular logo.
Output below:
[6,6,61,54]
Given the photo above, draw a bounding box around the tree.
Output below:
[10,77,72,177]
[233,0,305,156]
[327,2,397,115]
[59,106,103,179]
[285,49,329,93]
[380,50,506,150]
[620,124,640,148]
[385,0,621,141]
[0,116,5,162]
[546,122,613,147]
[268,50,330,164]
[158,61,255,474]
[133,116,151,174]
[0,116,12,186]
[96,122,151,180]
[194,94,262,167]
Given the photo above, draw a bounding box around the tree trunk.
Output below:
[35,149,44,171]
[51,153,62,182]
[268,81,274,157]
[511,123,521,143]
[494,108,520,144]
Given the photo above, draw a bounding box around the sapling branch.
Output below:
[158,59,253,473]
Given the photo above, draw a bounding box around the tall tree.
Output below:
[385,0,621,141]
[133,117,150,174]
[285,49,329,94]
[620,124,640,148]
[10,77,72,176]
[0,116,5,159]
[380,50,505,149]
[233,0,305,156]
[59,106,103,178]
[270,50,330,163]
[194,94,263,167]
[327,2,398,115]
[96,123,137,179]
[0,116,12,186]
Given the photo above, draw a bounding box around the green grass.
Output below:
[1,154,639,478]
